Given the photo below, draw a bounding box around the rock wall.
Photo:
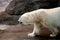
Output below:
[6,0,60,15]
[0,0,12,12]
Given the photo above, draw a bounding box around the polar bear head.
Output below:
[18,10,47,25]
[18,13,33,25]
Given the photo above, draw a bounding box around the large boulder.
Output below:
[0,12,19,25]
[58,0,60,6]
[0,0,12,12]
[5,0,59,15]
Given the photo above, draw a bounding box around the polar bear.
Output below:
[18,7,60,37]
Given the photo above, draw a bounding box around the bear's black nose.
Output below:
[19,22,22,24]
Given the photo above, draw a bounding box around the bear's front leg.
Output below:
[28,31,36,37]
[28,23,41,37]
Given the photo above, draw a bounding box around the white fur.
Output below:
[18,7,60,37]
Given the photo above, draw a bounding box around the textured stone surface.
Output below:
[0,0,12,12]
[0,24,60,40]
[6,0,60,15]
[0,12,19,25]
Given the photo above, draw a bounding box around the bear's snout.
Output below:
[19,22,22,24]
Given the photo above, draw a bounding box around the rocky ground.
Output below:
[0,24,59,40]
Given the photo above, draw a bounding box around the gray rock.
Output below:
[5,0,59,15]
